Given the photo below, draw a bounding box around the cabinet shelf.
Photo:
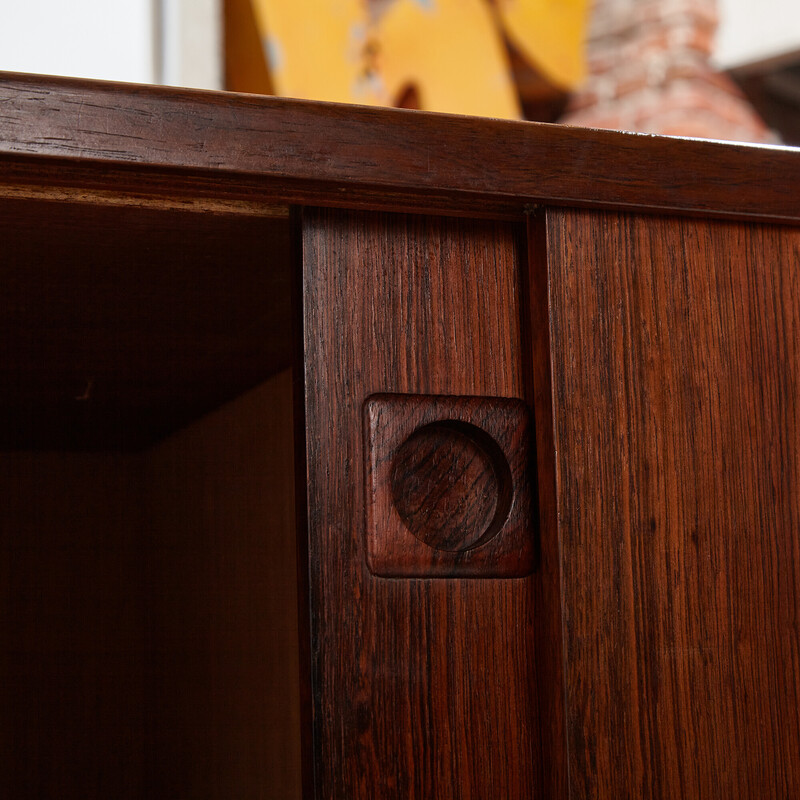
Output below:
[0,197,291,450]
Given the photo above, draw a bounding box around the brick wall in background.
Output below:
[562,0,772,142]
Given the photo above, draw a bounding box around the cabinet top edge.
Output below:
[1,71,798,223]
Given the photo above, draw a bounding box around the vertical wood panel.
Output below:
[301,209,541,798]
[526,212,568,800]
[0,453,146,799]
[548,209,800,797]
[146,370,302,799]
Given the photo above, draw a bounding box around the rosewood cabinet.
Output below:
[2,73,800,799]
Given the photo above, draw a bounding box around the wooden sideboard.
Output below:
[2,73,800,799]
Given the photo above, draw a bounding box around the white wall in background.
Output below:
[160,0,222,89]
[0,0,222,89]
[0,0,155,83]
[716,0,800,69]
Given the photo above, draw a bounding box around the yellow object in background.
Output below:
[251,0,373,104]
[247,0,586,118]
[494,0,587,88]
[378,0,520,118]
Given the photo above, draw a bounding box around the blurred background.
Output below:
[1,0,798,144]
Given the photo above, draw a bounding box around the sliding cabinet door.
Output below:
[547,209,800,798]
[298,209,549,799]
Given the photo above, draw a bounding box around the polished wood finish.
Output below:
[525,211,568,800]
[5,73,800,799]
[1,72,800,223]
[363,393,534,577]
[547,208,800,797]
[300,208,540,797]
[0,198,291,449]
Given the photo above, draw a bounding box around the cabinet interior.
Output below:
[0,198,302,798]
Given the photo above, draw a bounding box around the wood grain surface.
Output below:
[1,72,800,222]
[525,211,568,800]
[363,393,534,578]
[300,208,541,798]
[547,208,800,797]
[145,370,301,799]
[390,421,503,551]
[7,69,800,798]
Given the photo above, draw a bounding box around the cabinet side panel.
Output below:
[547,209,800,797]
[145,369,301,798]
[301,210,542,799]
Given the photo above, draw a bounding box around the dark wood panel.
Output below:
[525,212,567,800]
[300,209,541,798]
[0,197,291,449]
[547,208,800,797]
[0,372,301,798]
[0,452,147,799]
[1,72,800,222]
[146,370,302,798]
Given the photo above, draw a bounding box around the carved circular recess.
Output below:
[390,420,513,552]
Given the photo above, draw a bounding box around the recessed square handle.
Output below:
[363,393,536,578]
